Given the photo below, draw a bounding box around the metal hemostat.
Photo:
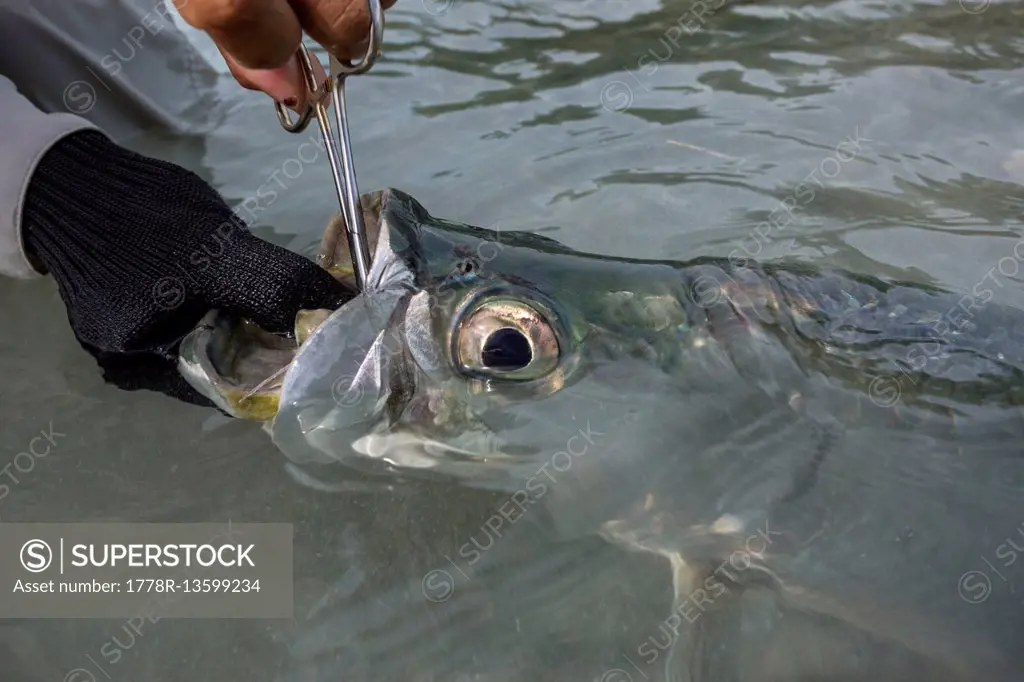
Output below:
[273,0,384,291]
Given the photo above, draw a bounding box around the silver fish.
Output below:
[180,188,1024,682]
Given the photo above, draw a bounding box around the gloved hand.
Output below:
[22,130,351,407]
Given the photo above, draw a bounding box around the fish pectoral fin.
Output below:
[295,309,335,346]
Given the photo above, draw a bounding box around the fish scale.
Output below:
[687,260,1024,408]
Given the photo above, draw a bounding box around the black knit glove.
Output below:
[22,130,351,407]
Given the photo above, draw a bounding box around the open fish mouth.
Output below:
[177,191,392,420]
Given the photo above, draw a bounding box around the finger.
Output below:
[215,44,328,111]
[178,0,302,69]
[215,42,310,108]
[290,0,399,62]
[204,234,354,334]
[84,344,218,409]
[212,42,300,106]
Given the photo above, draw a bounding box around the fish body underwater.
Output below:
[180,188,1024,682]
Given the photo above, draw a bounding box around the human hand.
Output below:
[22,131,351,407]
[177,0,398,108]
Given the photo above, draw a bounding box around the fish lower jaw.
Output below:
[350,430,510,470]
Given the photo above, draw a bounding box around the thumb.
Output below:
[202,233,353,334]
[217,45,328,110]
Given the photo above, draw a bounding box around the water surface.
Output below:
[2,0,1024,680]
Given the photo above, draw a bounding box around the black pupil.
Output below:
[481,328,532,370]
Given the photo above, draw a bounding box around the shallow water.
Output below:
[2,0,1024,680]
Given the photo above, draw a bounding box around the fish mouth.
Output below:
[269,193,461,472]
[176,188,405,418]
[177,311,298,420]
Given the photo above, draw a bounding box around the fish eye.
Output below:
[454,298,560,380]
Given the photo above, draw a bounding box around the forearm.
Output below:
[0,0,226,279]
[0,74,96,279]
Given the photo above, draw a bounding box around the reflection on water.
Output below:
[1,0,1024,680]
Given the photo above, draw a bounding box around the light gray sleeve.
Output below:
[0,75,96,279]
[0,0,224,279]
